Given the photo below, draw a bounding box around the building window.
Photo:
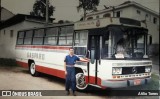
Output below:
[153,17,157,24]
[137,10,141,15]
[87,17,93,20]
[103,13,111,17]
[116,11,120,17]
[10,30,14,38]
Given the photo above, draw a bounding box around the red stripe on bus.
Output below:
[16,45,70,50]
[36,65,65,79]
[16,61,105,88]
[85,76,106,89]
[88,76,102,86]
[16,61,28,68]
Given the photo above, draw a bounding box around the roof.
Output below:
[0,7,15,15]
[86,1,159,17]
[0,14,55,30]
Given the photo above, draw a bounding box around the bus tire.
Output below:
[75,72,88,90]
[29,62,39,77]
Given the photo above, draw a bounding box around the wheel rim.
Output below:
[30,63,35,75]
[76,73,88,90]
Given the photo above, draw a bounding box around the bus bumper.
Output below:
[101,77,151,88]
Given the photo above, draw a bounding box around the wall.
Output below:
[85,6,159,45]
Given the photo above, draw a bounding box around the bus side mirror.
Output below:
[149,36,152,45]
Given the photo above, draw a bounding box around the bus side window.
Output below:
[17,31,25,45]
[101,34,109,59]
[58,26,73,46]
[90,36,95,64]
[74,31,88,46]
[24,30,33,45]
[33,29,44,45]
[44,28,58,45]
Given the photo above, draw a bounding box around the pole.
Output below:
[0,0,1,21]
[112,6,115,17]
[46,0,49,25]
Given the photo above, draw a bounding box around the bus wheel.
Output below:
[29,62,39,76]
[76,73,88,90]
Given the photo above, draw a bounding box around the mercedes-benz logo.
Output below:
[132,67,137,74]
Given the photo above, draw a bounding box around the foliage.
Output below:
[77,0,100,19]
[30,0,55,18]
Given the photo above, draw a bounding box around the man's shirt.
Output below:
[64,55,80,66]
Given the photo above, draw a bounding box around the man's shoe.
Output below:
[66,91,70,95]
[72,92,76,96]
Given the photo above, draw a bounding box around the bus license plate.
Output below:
[134,79,141,85]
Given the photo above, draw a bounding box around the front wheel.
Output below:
[29,62,39,76]
[76,73,88,90]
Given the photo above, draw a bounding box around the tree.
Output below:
[58,20,72,24]
[77,0,100,20]
[30,0,55,18]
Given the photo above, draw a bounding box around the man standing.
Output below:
[64,48,89,96]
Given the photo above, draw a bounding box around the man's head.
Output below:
[123,33,128,39]
[69,47,74,55]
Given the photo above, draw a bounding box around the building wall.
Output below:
[129,7,159,26]
[119,7,159,44]
[1,8,15,21]
[146,21,159,44]
[114,6,134,18]
[0,21,45,59]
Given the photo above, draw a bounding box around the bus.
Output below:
[16,17,152,90]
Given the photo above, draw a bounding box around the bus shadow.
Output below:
[39,73,65,86]
[21,69,66,87]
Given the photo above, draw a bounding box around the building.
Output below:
[0,13,55,59]
[85,1,159,51]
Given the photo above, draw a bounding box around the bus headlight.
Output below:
[112,67,122,75]
[145,66,152,73]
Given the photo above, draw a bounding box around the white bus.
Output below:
[16,17,152,90]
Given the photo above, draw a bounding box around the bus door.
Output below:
[88,35,102,85]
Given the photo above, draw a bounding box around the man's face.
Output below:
[69,49,74,55]
[123,34,127,39]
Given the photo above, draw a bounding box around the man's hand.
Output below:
[85,58,90,62]
[65,71,67,75]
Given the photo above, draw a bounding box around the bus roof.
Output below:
[18,23,74,32]
[74,17,147,30]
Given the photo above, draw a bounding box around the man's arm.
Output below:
[64,62,67,75]
[79,57,90,62]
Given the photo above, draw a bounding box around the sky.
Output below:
[1,0,159,22]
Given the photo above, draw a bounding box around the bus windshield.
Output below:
[101,26,148,59]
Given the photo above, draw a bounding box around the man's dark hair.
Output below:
[69,47,74,50]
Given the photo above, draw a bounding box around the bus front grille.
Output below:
[122,66,145,75]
